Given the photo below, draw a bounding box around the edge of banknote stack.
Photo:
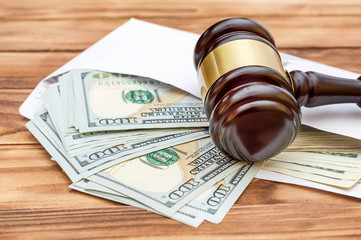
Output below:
[26,69,263,227]
[264,151,361,189]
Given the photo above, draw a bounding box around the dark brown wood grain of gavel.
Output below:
[194,18,361,162]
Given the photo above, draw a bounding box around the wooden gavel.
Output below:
[194,18,361,162]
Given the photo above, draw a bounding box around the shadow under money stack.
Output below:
[26,69,263,227]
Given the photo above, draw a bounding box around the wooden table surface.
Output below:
[1,0,361,239]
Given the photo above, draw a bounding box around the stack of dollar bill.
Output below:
[26,69,263,227]
[265,151,361,189]
[26,69,361,227]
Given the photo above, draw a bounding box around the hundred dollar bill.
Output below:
[263,151,361,188]
[88,138,243,217]
[262,166,359,188]
[265,159,361,180]
[72,70,209,133]
[180,160,263,223]
[27,111,209,181]
[44,78,209,156]
[39,84,203,156]
[64,128,203,158]
[274,151,361,167]
[70,180,204,228]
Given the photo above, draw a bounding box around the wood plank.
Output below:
[0,89,34,144]
[1,145,361,238]
[0,16,361,51]
[1,49,360,89]
[0,52,77,89]
[2,203,361,239]
[0,0,360,20]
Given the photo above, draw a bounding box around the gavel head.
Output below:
[194,18,302,162]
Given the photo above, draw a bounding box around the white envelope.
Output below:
[19,18,361,140]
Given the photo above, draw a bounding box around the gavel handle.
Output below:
[290,70,361,108]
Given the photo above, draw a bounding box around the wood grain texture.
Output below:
[1,16,361,51]
[0,89,34,144]
[0,0,360,20]
[1,0,361,238]
[0,52,77,89]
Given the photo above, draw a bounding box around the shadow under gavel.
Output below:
[194,18,361,162]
